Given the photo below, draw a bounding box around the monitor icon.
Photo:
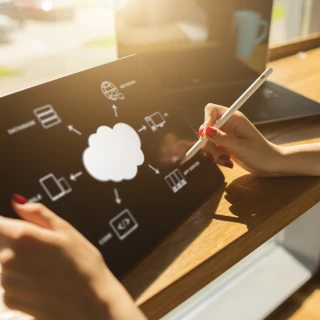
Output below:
[39,173,72,202]
[101,81,124,101]
[144,112,166,132]
[165,169,187,193]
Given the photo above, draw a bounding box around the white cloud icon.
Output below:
[83,123,144,182]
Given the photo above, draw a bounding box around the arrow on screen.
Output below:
[138,125,147,132]
[114,188,122,205]
[70,171,83,182]
[68,125,82,136]
[148,165,160,174]
[112,105,118,118]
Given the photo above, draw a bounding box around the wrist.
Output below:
[259,144,296,177]
[98,270,146,320]
[257,143,288,177]
[277,146,289,175]
[275,145,305,176]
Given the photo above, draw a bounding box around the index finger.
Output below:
[203,104,229,128]
[0,216,24,250]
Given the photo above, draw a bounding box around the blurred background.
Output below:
[0,0,319,97]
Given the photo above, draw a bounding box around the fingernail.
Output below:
[11,194,28,205]
[198,127,204,137]
[222,161,234,169]
[219,154,230,161]
[205,127,217,138]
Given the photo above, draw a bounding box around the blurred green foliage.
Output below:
[0,66,20,77]
[272,3,286,21]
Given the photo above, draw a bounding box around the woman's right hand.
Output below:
[199,104,284,176]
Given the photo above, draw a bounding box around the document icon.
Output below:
[34,105,61,129]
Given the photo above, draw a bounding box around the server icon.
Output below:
[34,105,61,129]
[165,169,187,193]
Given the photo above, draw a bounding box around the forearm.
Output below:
[278,143,320,176]
[106,287,147,320]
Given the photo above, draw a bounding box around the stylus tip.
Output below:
[180,155,189,165]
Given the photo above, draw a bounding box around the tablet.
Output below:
[0,55,224,277]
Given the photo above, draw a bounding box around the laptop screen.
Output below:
[115,0,273,88]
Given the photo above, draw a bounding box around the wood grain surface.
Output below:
[122,48,320,319]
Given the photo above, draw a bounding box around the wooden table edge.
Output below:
[139,179,320,319]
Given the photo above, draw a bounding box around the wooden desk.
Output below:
[122,48,320,319]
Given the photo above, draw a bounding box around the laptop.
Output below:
[115,0,320,132]
[0,55,224,278]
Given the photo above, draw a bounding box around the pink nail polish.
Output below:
[223,161,234,169]
[198,127,204,137]
[219,154,230,161]
[12,194,28,205]
[205,127,217,138]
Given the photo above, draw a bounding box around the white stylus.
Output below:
[180,67,273,165]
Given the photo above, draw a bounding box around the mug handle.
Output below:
[255,19,269,44]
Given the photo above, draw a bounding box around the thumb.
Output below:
[204,126,240,153]
[11,195,60,231]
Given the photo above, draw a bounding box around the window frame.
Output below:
[269,32,320,61]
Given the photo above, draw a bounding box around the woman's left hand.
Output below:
[0,195,146,320]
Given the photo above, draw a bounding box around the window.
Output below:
[1,0,318,98]
[270,0,320,45]
[0,0,116,97]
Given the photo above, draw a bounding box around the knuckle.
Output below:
[0,251,15,270]
[32,202,47,214]
[56,231,69,245]
[56,217,71,232]
[12,224,30,242]
[54,229,74,250]
[204,103,214,112]
[3,294,19,310]
[31,203,61,227]
[234,110,247,120]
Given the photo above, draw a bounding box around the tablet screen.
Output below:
[0,55,224,277]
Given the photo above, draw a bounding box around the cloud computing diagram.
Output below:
[6,79,200,245]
